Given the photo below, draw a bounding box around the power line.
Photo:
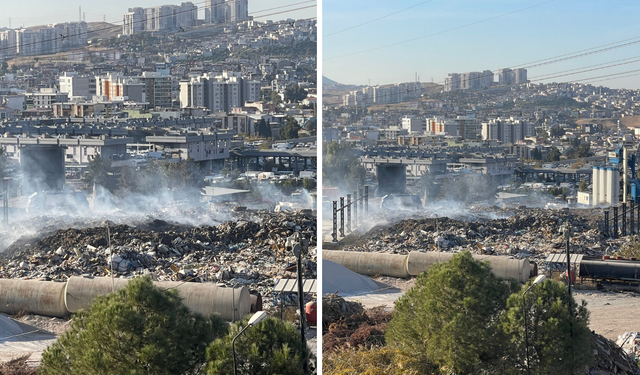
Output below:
[324,0,434,38]
[251,0,316,15]
[325,36,640,103]
[324,0,558,61]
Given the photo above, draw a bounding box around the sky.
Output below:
[0,0,316,28]
[323,0,640,90]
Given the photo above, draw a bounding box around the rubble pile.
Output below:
[617,332,640,361]
[344,208,626,272]
[592,332,640,375]
[0,210,317,310]
[322,294,392,354]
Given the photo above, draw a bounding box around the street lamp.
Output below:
[232,311,268,375]
[523,274,546,375]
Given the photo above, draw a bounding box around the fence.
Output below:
[331,186,369,242]
[1,178,8,224]
[601,200,639,238]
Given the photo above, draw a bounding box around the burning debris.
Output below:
[0,209,317,310]
[340,207,634,274]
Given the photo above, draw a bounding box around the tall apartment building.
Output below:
[445,70,493,92]
[123,2,197,35]
[96,72,170,107]
[123,8,145,35]
[205,0,249,24]
[514,68,528,84]
[401,116,424,133]
[444,73,460,92]
[481,118,535,144]
[7,22,86,57]
[205,0,226,24]
[58,72,97,100]
[498,68,527,86]
[455,116,478,140]
[179,73,260,113]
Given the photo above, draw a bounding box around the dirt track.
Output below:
[575,289,640,341]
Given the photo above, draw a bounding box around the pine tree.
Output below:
[40,277,228,375]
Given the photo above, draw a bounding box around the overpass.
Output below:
[232,149,317,173]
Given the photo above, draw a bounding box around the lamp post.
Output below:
[232,310,268,375]
[523,274,546,375]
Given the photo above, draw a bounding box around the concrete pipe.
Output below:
[406,251,455,276]
[473,255,531,284]
[0,279,68,318]
[64,276,251,321]
[323,250,410,278]
[407,252,531,283]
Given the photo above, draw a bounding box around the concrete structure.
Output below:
[180,73,261,113]
[591,165,620,206]
[361,157,450,177]
[122,3,197,35]
[401,116,423,133]
[481,118,535,144]
[24,89,68,109]
[145,131,233,167]
[0,135,132,165]
[324,250,533,284]
[0,276,252,321]
[458,156,518,176]
[59,72,96,100]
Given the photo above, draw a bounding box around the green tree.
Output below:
[279,117,301,140]
[322,141,366,190]
[499,280,594,374]
[385,252,517,374]
[270,91,283,106]
[578,179,588,192]
[204,316,313,375]
[546,146,561,162]
[284,84,307,103]
[256,118,271,138]
[302,178,315,191]
[40,277,228,375]
[83,154,114,192]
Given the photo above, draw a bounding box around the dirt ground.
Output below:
[344,277,640,342]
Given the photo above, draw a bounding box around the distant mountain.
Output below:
[323,76,341,85]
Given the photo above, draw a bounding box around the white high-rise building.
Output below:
[180,73,261,113]
[123,8,146,35]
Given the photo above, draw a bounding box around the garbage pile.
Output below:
[617,332,640,360]
[343,207,628,272]
[0,210,317,310]
[322,294,392,354]
[592,332,640,375]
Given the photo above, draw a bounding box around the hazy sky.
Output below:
[1,0,316,28]
[323,0,640,90]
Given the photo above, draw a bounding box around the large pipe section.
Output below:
[323,250,410,278]
[324,250,533,284]
[0,279,68,318]
[0,277,252,321]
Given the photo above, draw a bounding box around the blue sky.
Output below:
[323,0,640,89]
[1,0,316,28]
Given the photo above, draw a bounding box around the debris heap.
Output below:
[0,210,317,310]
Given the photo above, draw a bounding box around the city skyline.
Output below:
[1,0,316,29]
[323,0,640,90]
